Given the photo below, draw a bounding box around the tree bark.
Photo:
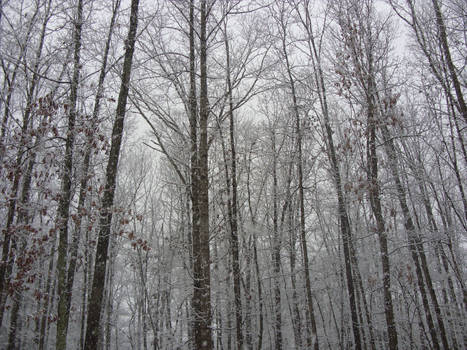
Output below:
[271,130,282,350]
[84,0,139,348]
[430,0,467,124]
[192,1,213,348]
[224,18,243,349]
[366,113,398,350]
[60,1,120,347]
[55,0,83,347]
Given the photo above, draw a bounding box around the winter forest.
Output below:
[0,0,466,349]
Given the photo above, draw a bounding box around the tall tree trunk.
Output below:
[39,236,58,350]
[246,147,263,350]
[83,0,139,347]
[277,7,319,347]
[430,0,467,124]
[60,1,120,347]
[243,236,253,350]
[55,0,84,347]
[291,1,363,347]
[192,1,213,348]
[188,1,200,349]
[295,2,362,346]
[366,86,399,350]
[271,130,282,350]
[223,18,243,349]
[253,233,263,350]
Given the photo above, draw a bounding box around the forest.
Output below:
[0,0,465,349]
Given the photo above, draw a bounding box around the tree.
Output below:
[192,1,214,348]
[84,0,140,347]
[331,1,399,348]
[291,1,363,348]
[273,3,320,348]
[0,0,54,328]
[0,0,465,348]
[55,0,84,347]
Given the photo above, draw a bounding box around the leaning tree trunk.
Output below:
[83,0,139,348]
[61,1,120,346]
[430,0,467,124]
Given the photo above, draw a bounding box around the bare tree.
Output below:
[84,0,140,347]
[55,0,84,348]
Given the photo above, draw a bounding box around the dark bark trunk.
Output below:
[246,147,263,350]
[224,20,243,349]
[278,8,319,347]
[244,236,253,350]
[192,1,213,348]
[366,90,398,350]
[253,232,263,350]
[83,0,139,348]
[60,2,120,347]
[271,131,282,350]
[188,1,202,349]
[39,235,58,350]
[431,0,467,124]
[55,1,83,347]
[289,210,303,349]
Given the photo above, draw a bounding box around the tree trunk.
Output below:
[192,1,213,349]
[430,0,467,124]
[277,7,319,347]
[84,0,139,347]
[366,86,398,350]
[60,1,120,347]
[55,0,83,347]
[224,18,243,349]
[246,147,263,350]
[271,130,282,350]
